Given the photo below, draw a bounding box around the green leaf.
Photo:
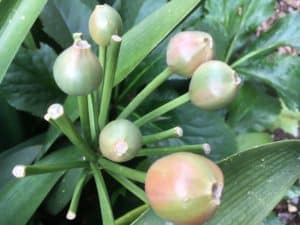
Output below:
[44,168,85,215]
[228,83,281,133]
[132,140,300,225]
[272,101,300,136]
[247,13,300,53]
[195,0,275,60]
[236,54,300,111]
[0,94,23,149]
[119,0,166,32]
[114,0,202,86]
[261,213,284,225]
[40,0,95,48]
[236,132,272,152]
[0,0,47,83]
[0,146,81,225]
[0,44,65,117]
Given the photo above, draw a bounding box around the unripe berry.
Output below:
[53,34,102,96]
[189,60,241,110]
[145,152,224,225]
[99,119,142,162]
[89,4,123,46]
[167,31,214,77]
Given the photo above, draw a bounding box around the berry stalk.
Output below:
[99,35,122,129]
[134,93,189,127]
[118,68,171,119]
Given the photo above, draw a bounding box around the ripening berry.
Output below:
[99,119,142,162]
[89,4,123,46]
[189,60,241,110]
[53,34,102,96]
[145,152,224,225]
[167,31,214,77]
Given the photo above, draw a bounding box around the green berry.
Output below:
[167,31,214,77]
[89,4,123,46]
[145,152,224,225]
[189,60,241,110]
[53,34,102,96]
[99,119,142,162]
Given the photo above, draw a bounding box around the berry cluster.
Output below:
[13,4,241,225]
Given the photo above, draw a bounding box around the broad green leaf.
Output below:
[44,168,85,215]
[119,0,166,32]
[261,213,284,225]
[40,0,95,48]
[228,83,280,133]
[0,44,64,117]
[235,54,300,111]
[246,13,300,54]
[272,101,300,136]
[236,132,272,152]
[0,146,81,225]
[132,140,300,225]
[114,0,202,86]
[0,0,47,83]
[194,0,275,60]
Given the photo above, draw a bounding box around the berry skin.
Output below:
[53,37,102,96]
[99,119,142,162]
[189,60,241,110]
[145,152,224,225]
[89,4,123,46]
[167,31,214,77]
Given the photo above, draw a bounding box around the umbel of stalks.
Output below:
[53,34,102,96]
[145,152,224,225]
[189,60,241,110]
[99,119,142,162]
[167,31,214,77]
[89,4,123,46]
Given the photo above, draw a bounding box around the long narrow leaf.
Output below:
[114,0,202,86]
[0,0,47,82]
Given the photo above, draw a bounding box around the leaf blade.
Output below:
[114,0,202,86]
[0,0,47,82]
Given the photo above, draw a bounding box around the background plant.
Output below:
[0,0,299,225]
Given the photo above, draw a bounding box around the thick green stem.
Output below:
[118,68,171,119]
[99,36,122,129]
[78,96,92,144]
[44,104,96,161]
[90,162,115,225]
[99,46,107,72]
[107,171,148,203]
[12,161,88,178]
[66,172,91,220]
[115,205,149,225]
[98,158,146,183]
[98,46,107,101]
[88,93,100,145]
[118,54,164,101]
[136,144,211,157]
[134,93,190,127]
[142,126,183,144]
[230,43,281,68]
